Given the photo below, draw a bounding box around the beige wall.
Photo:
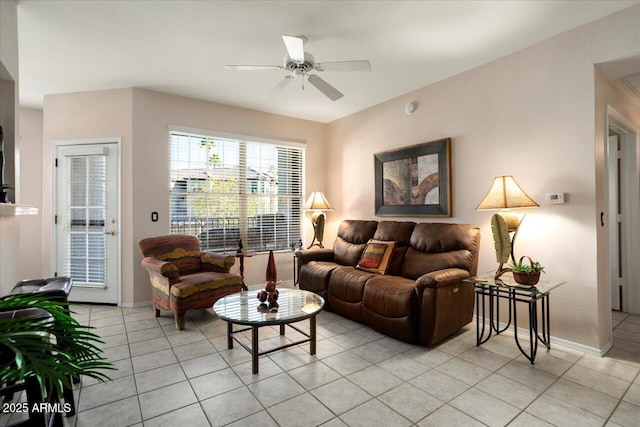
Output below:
[19,108,44,279]
[42,88,134,301]
[131,89,327,303]
[325,5,640,351]
[41,88,326,305]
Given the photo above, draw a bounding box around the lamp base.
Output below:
[491,212,526,279]
[307,212,325,249]
[494,263,512,281]
[307,240,324,249]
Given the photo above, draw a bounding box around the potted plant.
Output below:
[0,294,113,403]
[510,256,545,285]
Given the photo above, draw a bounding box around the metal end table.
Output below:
[465,274,565,364]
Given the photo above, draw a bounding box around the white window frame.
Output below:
[168,126,306,253]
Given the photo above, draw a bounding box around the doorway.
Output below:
[53,139,121,304]
[607,107,640,314]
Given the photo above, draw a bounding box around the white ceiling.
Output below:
[17,0,640,123]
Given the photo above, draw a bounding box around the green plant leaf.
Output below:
[0,294,114,399]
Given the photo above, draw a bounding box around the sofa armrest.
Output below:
[141,257,179,282]
[415,268,471,290]
[201,252,235,273]
[295,249,334,266]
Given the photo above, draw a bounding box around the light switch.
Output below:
[545,193,565,204]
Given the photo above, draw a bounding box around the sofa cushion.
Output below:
[372,221,415,276]
[327,266,378,322]
[401,223,480,280]
[362,275,417,343]
[356,240,396,274]
[298,261,339,298]
[333,220,378,266]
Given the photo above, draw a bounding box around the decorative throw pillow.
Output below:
[356,239,396,275]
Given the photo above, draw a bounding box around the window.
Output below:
[169,130,304,253]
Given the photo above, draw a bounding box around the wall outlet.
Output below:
[546,193,565,204]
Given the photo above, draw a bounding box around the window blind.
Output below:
[169,131,304,253]
[63,155,107,286]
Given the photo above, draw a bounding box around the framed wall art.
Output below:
[374,138,451,216]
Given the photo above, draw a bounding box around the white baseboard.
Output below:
[477,316,606,357]
[120,300,152,308]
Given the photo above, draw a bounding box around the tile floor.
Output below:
[3,292,640,427]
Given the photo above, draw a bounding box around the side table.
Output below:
[228,251,255,291]
[292,250,300,287]
[464,274,565,364]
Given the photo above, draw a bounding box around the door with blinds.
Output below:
[54,141,119,304]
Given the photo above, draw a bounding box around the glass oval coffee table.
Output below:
[213,288,325,374]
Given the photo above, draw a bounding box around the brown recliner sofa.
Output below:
[296,220,480,346]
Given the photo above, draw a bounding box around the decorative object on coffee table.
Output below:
[475,175,539,280]
[374,138,451,217]
[257,250,279,307]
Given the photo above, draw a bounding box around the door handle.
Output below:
[104,230,116,236]
[600,212,605,227]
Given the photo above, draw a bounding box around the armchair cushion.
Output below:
[201,252,235,272]
[139,235,203,275]
[141,257,180,283]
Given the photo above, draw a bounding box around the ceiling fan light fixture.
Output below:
[225,35,370,101]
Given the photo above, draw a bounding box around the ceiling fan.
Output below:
[224,35,371,101]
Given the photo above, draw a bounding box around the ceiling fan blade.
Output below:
[282,35,305,63]
[307,74,343,101]
[268,76,293,98]
[315,60,371,72]
[224,65,283,71]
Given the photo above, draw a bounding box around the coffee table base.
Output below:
[225,315,317,374]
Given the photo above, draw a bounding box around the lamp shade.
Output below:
[303,190,334,211]
[476,176,539,210]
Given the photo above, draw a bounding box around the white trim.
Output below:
[607,105,638,135]
[168,125,307,149]
[605,106,640,321]
[477,317,609,357]
[51,137,122,306]
[120,301,153,309]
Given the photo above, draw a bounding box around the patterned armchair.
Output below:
[139,234,244,330]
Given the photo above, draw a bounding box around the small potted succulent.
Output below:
[510,256,545,286]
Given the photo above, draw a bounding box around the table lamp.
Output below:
[476,175,539,279]
[303,190,333,248]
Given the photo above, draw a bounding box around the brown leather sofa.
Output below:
[296,220,480,346]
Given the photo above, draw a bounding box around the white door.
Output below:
[608,134,626,311]
[54,142,120,304]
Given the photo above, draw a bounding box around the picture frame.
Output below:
[374,138,451,216]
